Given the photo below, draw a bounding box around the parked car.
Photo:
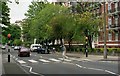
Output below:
[30,44,42,52]
[37,47,46,54]
[11,46,14,48]
[14,46,21,50]
[18,47,30,57]
[2,45,6,50]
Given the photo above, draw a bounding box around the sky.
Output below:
[8,0,33,23]
[7,0,56,23]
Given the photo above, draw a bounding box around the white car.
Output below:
[2,45,6,50]
[14,46,21,50]
[30,44,42,52]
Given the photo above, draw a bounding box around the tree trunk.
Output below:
[60,37,63,45]
[52,39,55,46]
[88,35,93,50]
[68,39,72,51]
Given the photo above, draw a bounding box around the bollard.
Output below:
[85,45,88,57]
[86,49,88,57]
[8,49,10,62]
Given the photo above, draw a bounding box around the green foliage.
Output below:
[13,39,22,46]
[0,1,10,44]
[22,2,102,48]
[9,24,21,40]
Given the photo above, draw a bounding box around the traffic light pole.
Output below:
[7,33,11,62]
[8,48,10,62]
[85,37,88,57]
[85,44,88,57]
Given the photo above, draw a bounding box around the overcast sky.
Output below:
[8,0,33,23]
[7,0,55,23]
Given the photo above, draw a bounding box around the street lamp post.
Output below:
[103,1,107,59]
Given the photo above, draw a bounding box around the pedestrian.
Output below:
[61,45,68,61]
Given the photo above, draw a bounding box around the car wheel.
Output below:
[28,54,30,57]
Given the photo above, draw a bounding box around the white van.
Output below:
[30,44,42,52]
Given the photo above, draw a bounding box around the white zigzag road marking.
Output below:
[17,60,26,64]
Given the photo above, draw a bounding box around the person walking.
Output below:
[61,45,68,61]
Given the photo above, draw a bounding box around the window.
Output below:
[108,3,111,10]
[108,18,112,25]
[115,33,118,41]
[115,3,118,8]
[115,18,118,26]
[108,18,112,28]
[108,32,112,41]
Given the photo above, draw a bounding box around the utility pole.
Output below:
[103,1,107,59]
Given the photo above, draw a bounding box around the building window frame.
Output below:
[115,18,118,26]
[115,32,118,41]
[108,32,112,41]
[108,3,111,11]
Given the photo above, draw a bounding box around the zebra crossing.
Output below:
[16,57,72,64]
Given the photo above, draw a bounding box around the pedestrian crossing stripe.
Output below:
[17,60,26,64]
[16,58,73,64]
[58,58,72,61]
[49,58,61,62]
[28,60,38,63]
[39,59,50,63]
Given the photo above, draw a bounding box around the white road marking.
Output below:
[17,60,26,64]
[28,60,38,63]
[13,56,15,58]
[39,59,50,63]
[49,58,61,62]
[75,64,82,68]
[75,63,119,76]
[105,70,118,75]
[58,58,72,61]
[87,67,104,71]
[40,56,43,58]
[82,59,93,61]
[15,58,18,60]
[22,65,41,75]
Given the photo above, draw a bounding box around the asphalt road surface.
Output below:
[1,48,119,76]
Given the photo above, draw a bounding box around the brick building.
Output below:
[95,1,120,48]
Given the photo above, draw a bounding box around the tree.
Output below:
[0,1,10,44]
[49,13,77,48]
[25,4,68,44]
[75,12,102,49]
[13,39,22,46]
[9,24,21,39]
[22,1,48,45]
[71,2,102,49]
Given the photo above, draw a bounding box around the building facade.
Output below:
[95,1,120,48]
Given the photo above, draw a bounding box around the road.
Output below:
[1,48,119,76]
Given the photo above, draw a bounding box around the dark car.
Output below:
[37,47,46,54]
[18,47,30,57]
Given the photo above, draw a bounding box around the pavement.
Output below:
[1,49,29,76]
[56,52,120,61]
[1,50,119,75]
[0,53,2,76]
